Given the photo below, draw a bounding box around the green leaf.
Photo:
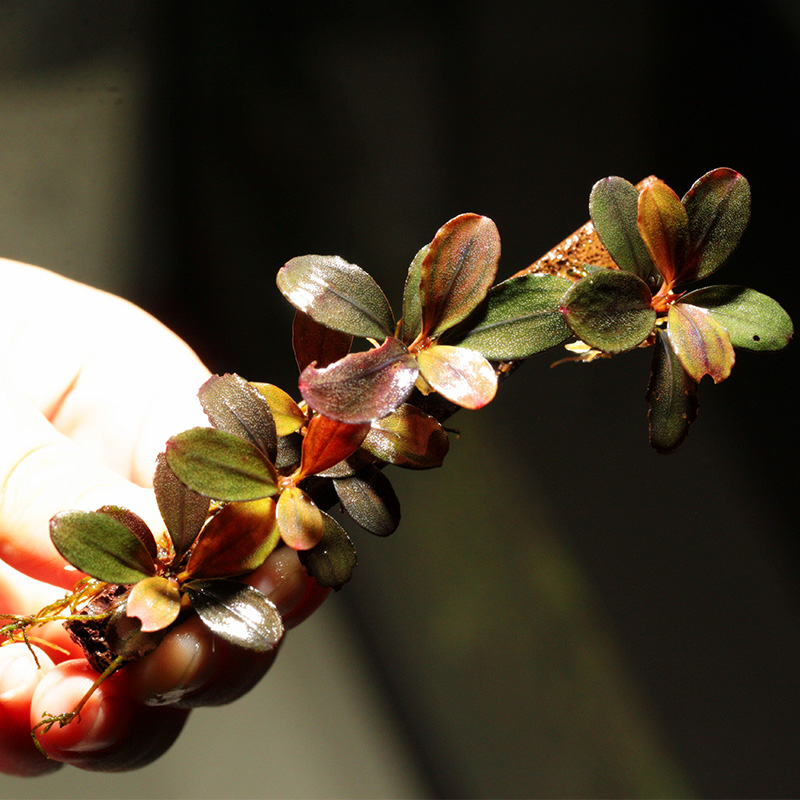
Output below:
[334,470,401,537]
[637,179,690,287]
[646,329,699,454]
[154,452,211,561]
[296,414,370,479]
[416,344,497,409]
[292,310,353,372]
[363,403,449,469]
[682,168,751,281]
[277,255,394,339]
[401,244,428,345]
[96,506,158,561]
[166,427,278,502]
[667,302,735,383]
[198,373,277,463]
[419,214,501,338]
[250,382,306,436]
[560,269,656,353]
[679,285,793,351]
[126,576,182,633]
[298,511,357,589]
[299,337,419,423]
[185,498,280,579]
[455,273,573,359]
[183,579,283,652]
[50,510,157,584]
[589,176,658,283]
[276,486,325,550]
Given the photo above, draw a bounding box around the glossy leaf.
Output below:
[455,273,573,359]
[589,176,658,283]
[292,310,353,372]
[401,244,428,344]
[50,510,157,584]
[276,486,325,550]
[126,576,182,633]
[251,382,306,436]
[560,269,656,353]
[299,337,419,423]
[154,453,211,561]
[334,471,400,537]
[296,414,370,479]
[185,498,280,579]
[646,329,699,454]
[199,373,277,463]
[277,254,394,339]
[183,579,283,652]
[97,506,158,561]
[682,168,751,281]
[298,511,357,589]
[363,403,449,469]
[166,427,278,502]
[416,345,497,409]
[419,214,501,338]
[679,285,793,352]
[637,179,690,286]
[667,302,735,383]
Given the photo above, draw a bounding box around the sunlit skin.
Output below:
[0,259,328,775]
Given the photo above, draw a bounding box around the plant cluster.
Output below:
[2,168,792,745]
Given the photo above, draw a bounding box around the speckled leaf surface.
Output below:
[298,511,357,589]
[277,254,394,339]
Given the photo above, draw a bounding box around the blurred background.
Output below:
[2,2,799,797]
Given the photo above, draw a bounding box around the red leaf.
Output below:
[297,414,370,480]
[637,180,689,287]
[292,310,353,372]
[667,302,735,383]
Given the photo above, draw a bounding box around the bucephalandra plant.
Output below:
[1,168,793,748]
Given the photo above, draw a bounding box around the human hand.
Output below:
[0,259,328,775]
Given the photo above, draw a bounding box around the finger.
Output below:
[0,643,61,776]
[0,384,165,588]
[30,659,189,772]
[128,547,329,708]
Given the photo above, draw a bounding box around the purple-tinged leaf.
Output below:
[154,452,210,562]
[198,374,277,463]
[334,471,400,537]
[183,579,283,652]
[416,345,497,409]
[276,486,324,550]
[50,510,157,584]
[419,214,501,338]
[126,576,182,633]
[401,244,428,344]
[250,382,306,436]
[363,404,449,469]
[166,427,278,502]
[296,414,370,479]
[680,285,793,351]
[646,329,698,454]
[637,180,690,287]
[97,505,158,561]
[667,302,735,383]
[298,511,357,589]
[277,255,394,339]
[589,177,658,283]
[299,337,419,423]
[185,498,280,579]
[560,269,655,353]
[292,310,353,372]
[682,168,751,281]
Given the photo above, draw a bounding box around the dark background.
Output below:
[2,3,799,797]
